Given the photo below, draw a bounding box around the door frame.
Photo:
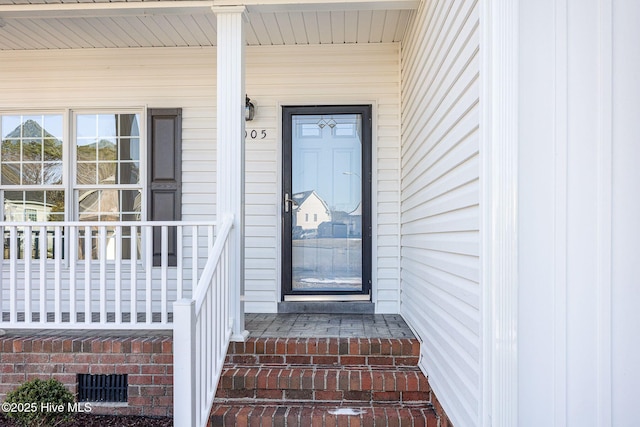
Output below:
[281,104,372,299]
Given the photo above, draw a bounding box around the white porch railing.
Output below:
[0,220,217,329]
[173,214,233,427]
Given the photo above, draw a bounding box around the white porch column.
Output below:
[480,0,519,425]
[213,5,249,341]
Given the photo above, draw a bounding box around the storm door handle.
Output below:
[284,193,298,213]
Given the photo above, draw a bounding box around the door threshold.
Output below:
[278,301,374,314]
[284,294,370,302]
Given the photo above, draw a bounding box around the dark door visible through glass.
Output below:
[282,105,372,297]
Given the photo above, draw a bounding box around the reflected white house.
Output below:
[4,199,52,222]
[291,190,331,236]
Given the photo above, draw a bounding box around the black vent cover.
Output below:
[77,374,128,402]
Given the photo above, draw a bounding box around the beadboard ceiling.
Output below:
[0,1,417,50]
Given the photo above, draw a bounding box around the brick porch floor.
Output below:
[245,313,416,338]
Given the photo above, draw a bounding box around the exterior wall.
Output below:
[611,2,640,424]
[0,43,402,314]
[245,43,402,313]
[0,48,217,222]
[518,1,640,426]
[0,334,173,417]
[399,0,480,426]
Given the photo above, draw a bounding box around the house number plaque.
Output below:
[245,129,267,140]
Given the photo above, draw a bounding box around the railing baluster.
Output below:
[206,282,212,395]
[99,226,107,325]
[145,225,152,324]
[208,225,214,258]
[54,226,62,324]
[69,226,77,324]
[115,226,122,324]
[24,226,32,323]
[197,307,204,425]
[84,225,91,324]
[192,225,198,297]
[177,226,183,300]
[9,227,17,323]
[130,225,137,325]
[161,226,168,324]
[216,255,223,364]
[39,226,46,323]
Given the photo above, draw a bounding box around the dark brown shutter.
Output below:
[147,108,182,266]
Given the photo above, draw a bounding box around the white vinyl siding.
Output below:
[0,43,402,314]
[400,0,480,426]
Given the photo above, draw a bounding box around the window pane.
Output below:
[97,162,117,185]
[98,189,120,218]
[121,190,141,216]
[23,138,42,161]
[24,191,47,220]
[97,115,117,137]
[43,115,63,140]
[43,137,63,161]
[1,163,20,185]
[120,138,140,162]
[76,115,96,138]
[3,190,24,221]
[45,190,65,221]
[119,114,140,137]
[43,162,63,185]
[76,162,96,185]
[98,139,117,160]
[21,163,42,185]
[78,189,99,220]
[77,138,96,161]
[119,162,140,184]
[48,212,65,222]
[1,116,21,139]
[21,116,43,135]
[1,139,20,161]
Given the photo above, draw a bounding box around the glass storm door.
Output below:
[282,105,371,298]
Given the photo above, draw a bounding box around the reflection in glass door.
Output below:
[282,106,371,297]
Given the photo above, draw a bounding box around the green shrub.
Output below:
[3,378,75,426]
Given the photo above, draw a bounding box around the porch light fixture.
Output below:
[245,95,255,121]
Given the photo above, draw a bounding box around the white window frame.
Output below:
[70,109,147,223]
[1,108,147,224]
[0,110,67,222]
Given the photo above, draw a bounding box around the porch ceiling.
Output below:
[0,0,416,50]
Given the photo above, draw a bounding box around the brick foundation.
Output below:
[0,332,173,417]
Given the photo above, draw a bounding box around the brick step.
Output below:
[209,402,438,427]
[226,337,420,367]
[215,366,430,403]
[214,337,436,425]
